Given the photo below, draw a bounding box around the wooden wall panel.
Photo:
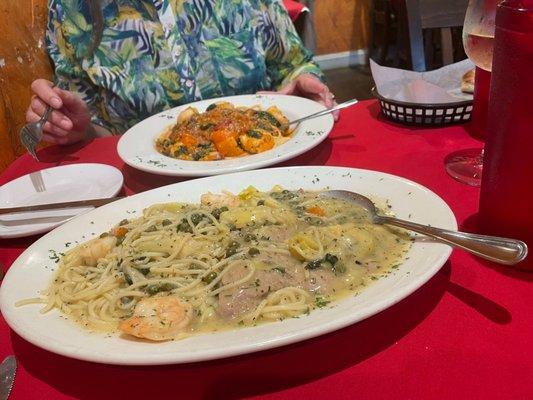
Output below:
[314,0,371,55]
[0,0,53,173]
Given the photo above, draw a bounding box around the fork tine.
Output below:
[20,130,40,161]
[30,171,46,192]
[35,171,45,192]
[28,148,40,162]
[23,128,39,144]
[23,137,37,157]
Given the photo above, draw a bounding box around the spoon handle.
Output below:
[288,98,359,126]
[377,216,528,265]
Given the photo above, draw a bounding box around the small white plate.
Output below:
[0,164,123,239]
[117,94,334,177]
[0,166,455,365]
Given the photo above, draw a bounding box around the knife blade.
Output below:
[0,197,125,216]
[0,355,16,400]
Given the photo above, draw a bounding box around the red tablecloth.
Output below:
[1,101,532,400]
[283,0,307,21]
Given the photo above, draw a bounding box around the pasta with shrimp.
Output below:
[18,187,411,341]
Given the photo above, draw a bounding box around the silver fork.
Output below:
[29,171,46,193]
[19,105,52,162]
[285,98,359,128]
[19,80,62,161]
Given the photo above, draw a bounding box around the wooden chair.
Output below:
[369,0,397,65]
[404,0,469,71]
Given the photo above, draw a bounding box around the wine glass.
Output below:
[444,0,497,187]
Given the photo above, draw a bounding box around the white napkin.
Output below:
[370,59,475,104]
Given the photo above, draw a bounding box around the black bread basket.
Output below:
[373,88,473,126]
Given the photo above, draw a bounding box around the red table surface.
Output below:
[1,101,532,400]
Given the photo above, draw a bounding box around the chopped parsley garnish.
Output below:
[174,146,188,156]
[256,110,281,127]
[246,130,262,139]
[315,297,330,308]
[48,249,64,263]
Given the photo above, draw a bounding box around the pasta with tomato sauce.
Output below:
[156,102,292,161]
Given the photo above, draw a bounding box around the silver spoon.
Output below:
[286,98,358,127]
[321,190,528,265]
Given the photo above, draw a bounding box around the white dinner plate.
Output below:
[117,94,334,177]
[0,166,456,365]
[0,164,123,239]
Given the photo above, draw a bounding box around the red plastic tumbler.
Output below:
[479,0,533,270]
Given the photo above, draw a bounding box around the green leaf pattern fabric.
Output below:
[46,0,323,133]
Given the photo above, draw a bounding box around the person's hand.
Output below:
[26,79,92,145]
[276,74,339,121]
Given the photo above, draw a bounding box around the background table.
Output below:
[1,101,531,399]
[283,0,308,21]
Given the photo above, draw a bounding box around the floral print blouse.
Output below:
[46,0,323,133]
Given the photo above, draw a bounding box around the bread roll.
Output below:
[461,69,475,94]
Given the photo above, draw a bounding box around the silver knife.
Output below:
[0,197,125,216]
[0,355,16,400]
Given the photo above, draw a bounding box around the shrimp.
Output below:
[77,235,116,267]
[238,131,274,154]
[176,106,199,124]
[201,192,240,208]
[118,295,193,341]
